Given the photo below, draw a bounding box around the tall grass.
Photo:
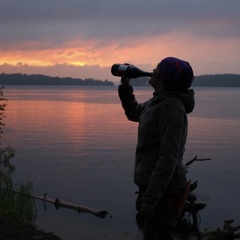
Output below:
[0,172,37,222]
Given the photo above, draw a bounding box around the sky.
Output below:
[0,0,240,84]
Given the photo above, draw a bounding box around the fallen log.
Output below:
[32,193,109,219]
[0,187,109,219]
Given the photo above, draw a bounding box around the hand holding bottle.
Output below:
[120,76,131,86]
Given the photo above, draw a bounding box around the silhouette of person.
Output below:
[118,57,195,240]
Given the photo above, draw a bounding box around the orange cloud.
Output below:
[0,34,178,68]
[0,32,240,79]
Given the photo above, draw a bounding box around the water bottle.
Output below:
[111,63,152,78]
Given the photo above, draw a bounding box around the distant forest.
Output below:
[130,74,240,87]
[0,73,114,86]
[0,73,240,87]
[193,74,240,87]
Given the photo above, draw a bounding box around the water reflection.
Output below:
[2,86,240,240]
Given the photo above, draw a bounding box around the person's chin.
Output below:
[149,80,155,89]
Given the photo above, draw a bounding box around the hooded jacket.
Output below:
[118,84,195,205]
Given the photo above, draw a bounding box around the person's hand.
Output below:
[121,76,130,86]
[140,202,154,216]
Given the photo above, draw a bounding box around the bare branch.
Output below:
[186,156,211,167]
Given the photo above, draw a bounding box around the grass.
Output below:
[0,171,37,222]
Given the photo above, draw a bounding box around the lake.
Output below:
[2,85,240,240]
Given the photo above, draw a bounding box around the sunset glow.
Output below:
[0,0,240,83]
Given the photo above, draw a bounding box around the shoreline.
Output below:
[0,211,62,240]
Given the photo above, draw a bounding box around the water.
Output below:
[2,85,240,240]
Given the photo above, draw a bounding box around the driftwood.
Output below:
[32,193,109,218]
[0,188,109,218]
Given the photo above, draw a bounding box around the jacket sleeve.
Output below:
[142,98,187,205]
[118,84,146,122]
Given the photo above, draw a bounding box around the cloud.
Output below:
[0,0,240,79]
[1,0,239,45]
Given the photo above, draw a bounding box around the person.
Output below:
[118,57,195,240]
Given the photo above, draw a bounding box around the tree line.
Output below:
[0,73,240,87]
[0,73,114,86]
[130,74,240,87]
[193,74,240,87]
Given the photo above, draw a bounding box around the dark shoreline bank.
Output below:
[0,211,62,240]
